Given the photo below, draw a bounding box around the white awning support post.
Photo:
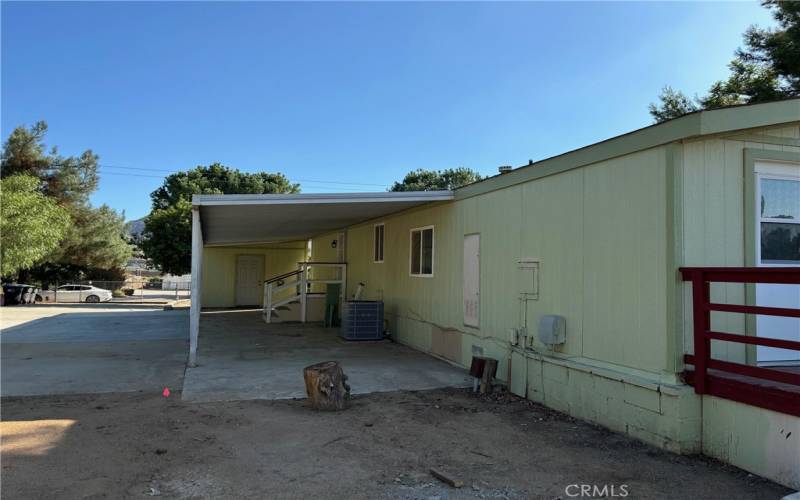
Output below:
[189,206,203,367]
[264,282,273,323]
[299,262,308,323]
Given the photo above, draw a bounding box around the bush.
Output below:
[123,288,135,296]
[84,267,127,283]
[112,289,125,298]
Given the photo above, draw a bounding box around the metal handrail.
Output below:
[298,261,348,266]
[264,262,347,324]
[272,278,301,294]
[265,269,302,285]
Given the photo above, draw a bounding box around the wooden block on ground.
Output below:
[479,358,498,394]
[430,468,464,488]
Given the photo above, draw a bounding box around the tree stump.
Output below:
[303,361,351,411]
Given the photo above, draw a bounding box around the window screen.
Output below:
[760,178,800,264]
[410,227,433,276]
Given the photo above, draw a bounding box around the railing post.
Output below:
[691,271,711,394]
[341,263,347,305]
[300,264,307,323]
[265,282,273,323]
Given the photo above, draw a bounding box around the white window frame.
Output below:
[409,225,434,278]
[373,223,385,263]
[754,165,800,267]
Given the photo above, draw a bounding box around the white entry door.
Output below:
[463,234,480,327]
[754,161,800,364]
[236,255,264,306]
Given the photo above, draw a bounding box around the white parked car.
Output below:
[38,285,113,303]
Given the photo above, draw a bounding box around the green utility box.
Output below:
[324,283,341,327]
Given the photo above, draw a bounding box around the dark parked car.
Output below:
[2,284,40,305]
[144,280,163,290]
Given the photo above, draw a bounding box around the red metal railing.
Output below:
[680,267,800,417]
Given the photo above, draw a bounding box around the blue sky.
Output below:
[2,1,775,220]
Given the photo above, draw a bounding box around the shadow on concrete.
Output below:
[5,303,168,311]
[183,310,471,402]
[1,308,188,397]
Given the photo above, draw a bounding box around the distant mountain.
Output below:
[126,218,146,238]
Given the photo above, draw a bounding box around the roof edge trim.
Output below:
[193,191,454,207]
[455,98,800,201]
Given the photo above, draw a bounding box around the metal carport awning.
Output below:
[188,191,454,365]
[194,191,453,245]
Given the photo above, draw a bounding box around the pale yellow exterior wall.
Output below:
[328,147,671,376]
[678,124,800,365]
[307,122,800,486]
[312,147,703,454]
[201,243,306,308]
[703,396,800,488]
[194,114,800,487]
[309,233,339,264]
[675,124,800,488]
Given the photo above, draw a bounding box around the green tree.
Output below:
[650,0,799,122]
[0,175,70,277]
[50,204,133,270]
[1,121,99,204]
[141,200,192,276]
[738,0,800,94]
[142,164,300,274]
[1,121,131,282]
[390,167,483,192]
[151,163,299,209]
[648,86,699,123]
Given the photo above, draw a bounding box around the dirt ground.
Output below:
[1,388,790,500]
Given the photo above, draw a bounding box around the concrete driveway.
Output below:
[1,304,188,397]
[183,310,471,402]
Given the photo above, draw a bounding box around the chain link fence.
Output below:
[3,278,191,305]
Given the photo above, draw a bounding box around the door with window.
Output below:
[236,255,265,307]
[754,161,800,364]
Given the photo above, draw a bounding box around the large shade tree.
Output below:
[51,204,133,270]
[0,121,132,281]
[0,175,70,277]
[150,163,299,209]
[650,0,800,122]
[1,121,99,204]
[390,167,483,192]
[140,200,193,276]
[141,164,300,275]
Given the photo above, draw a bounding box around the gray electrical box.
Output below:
[538,315,566,345]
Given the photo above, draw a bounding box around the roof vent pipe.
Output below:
[498,165,513,174]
